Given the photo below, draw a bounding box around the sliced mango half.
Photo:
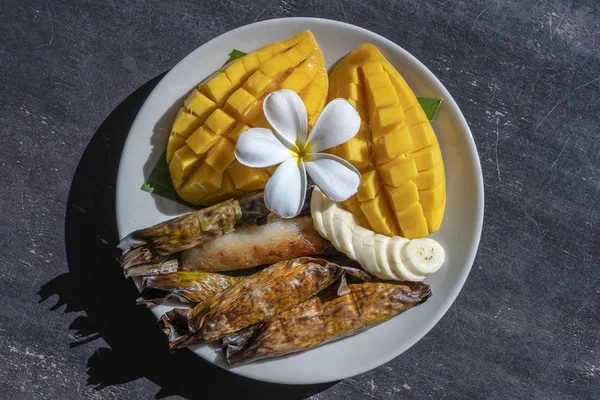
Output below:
[167,31,328,206]
[327,44,446,239]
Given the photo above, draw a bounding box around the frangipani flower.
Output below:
[235,89,361,218]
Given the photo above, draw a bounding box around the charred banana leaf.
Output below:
[159,257,369,349]
[221,281,431,365]
[136,272,241,307]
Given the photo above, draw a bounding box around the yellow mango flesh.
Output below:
[166,31,328,205]
[327,44,446,238]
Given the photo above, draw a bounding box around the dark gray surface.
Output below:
[1,0,598,399]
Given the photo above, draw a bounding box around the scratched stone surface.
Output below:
[1,0,599,399]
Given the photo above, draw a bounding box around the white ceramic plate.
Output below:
[115,17,484,384]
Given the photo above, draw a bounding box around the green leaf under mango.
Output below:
[223,49,247,65]
[140,152,202,209]
[416,97,443,120]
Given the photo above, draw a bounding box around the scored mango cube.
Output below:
[184,90,217,121]
[166,133,188,164]
[301,95,320,117]
[354,122,370,140]
[227,123,249,142]
[259,53,292,78]
[242,54,260,71]
[338,83,360,102]
[256,48,272,63]
[379,157,418,187]
[197,174,242,206]
[360,195,397,237]
[416,162,445,190]
[407,144,443,171]
[281,69,312,93]
[205,109,236,136]
[366,73,393,91]
[419,181,446,210]
[243,70,272,96]
[385,68,421,110]
[333,138,370,171]
[249,107,271,129]
[181,162,223,200]
[342,196,371,229]
[227,161,268,191]
[424,204,445,232]
[172,108,203,137]
[357,170,380,202]
[337,67,360,87]
[395,202,425,231]
[169,146,201,185]
[404,106,428,127]
[224,88,255,118]
[284,47,305,67]
[377,105,404,128]
[386,180,419,211]
[371,86,399,109]
[225,59,248,87]
[402,216,429,239]
[372,126,413,164]
[202,73,232,104]
[205,138,236,173]
[360,62,384,77]
[186,126,220,155]
[410,123,437,151]
[296,37,316,55]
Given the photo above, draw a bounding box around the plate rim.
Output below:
[115,17,484,384]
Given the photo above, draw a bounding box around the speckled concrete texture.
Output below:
[0,1,598,399]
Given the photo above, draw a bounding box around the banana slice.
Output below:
[321,201,338,247]
[389,237,426,281]
[373,234,393,279]
[401,238,446,276]
[332,213,357,260]
[356,231,377,271]
[311,190,326,236]
[310,188,445,281]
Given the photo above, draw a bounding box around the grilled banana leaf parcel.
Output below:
[136,272,241,307]
[179,216,333,272]
[118,188,313,257]
[221,281,431,365]
[121,215,333,277]
[159,257,369,349]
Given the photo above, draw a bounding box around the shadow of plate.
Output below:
[38,73,336,399]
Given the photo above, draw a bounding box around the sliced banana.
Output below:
[401,238,446,276]
[356,231,377,271]
[310,188,445,282]
[311,190,325,236]
[373,234,393,280]
[332,213,357,260]
[321,201,338,247]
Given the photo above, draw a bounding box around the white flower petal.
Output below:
[264,157,307,218]
[306,98,361,153]
[304,153,360,202]
[235,128,293,168]
[263,89,308,149]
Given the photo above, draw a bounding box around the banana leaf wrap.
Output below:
[118,189,316,276]
[221,281,431,365]
[136,272,241,307]
[159,257,369,349]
